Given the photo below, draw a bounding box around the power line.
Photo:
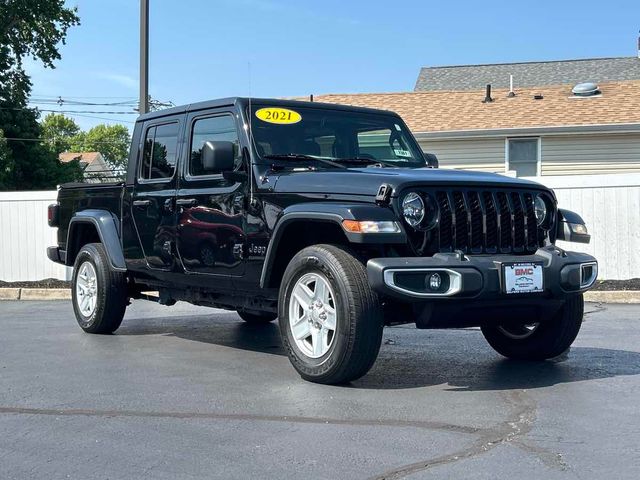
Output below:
[29,99,139,107]
[63,114,135,124]
[31,93,138,99]
[1,137,129,144]
[39,109,137,114]
[0,106,136,123]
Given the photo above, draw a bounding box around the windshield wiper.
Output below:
[262,153,346,170]
[333,157,398,168]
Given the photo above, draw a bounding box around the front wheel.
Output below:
[481,294,584,360]
[279,244,383,384]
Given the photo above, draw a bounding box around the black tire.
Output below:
[72,243,128,334]
[481,294,584,360]
[237,309,277,324]
[278,244,383,384]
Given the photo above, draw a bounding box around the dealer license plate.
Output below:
[503,262,544,294]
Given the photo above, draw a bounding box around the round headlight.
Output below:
[402,192,424,227]
[402,192,439,230]
[534,194,548,226]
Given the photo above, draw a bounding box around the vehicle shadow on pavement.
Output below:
[118,313,286,356]
[118,314,640,391]
[353,344,640,391]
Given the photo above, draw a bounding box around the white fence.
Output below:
[0,190,71,282]
[531,173,640,280]
[0,173,639,282]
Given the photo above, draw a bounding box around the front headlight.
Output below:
[402,192,425,227]
[402,192,439,230]
[534,194,547,226]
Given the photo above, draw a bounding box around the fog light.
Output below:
[428,273,442,291]
[580,262,598,288]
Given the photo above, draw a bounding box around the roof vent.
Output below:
[572,82,600,97]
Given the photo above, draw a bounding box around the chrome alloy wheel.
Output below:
[497,323,540,340]
[76,261,98,317]
[288,272,337,359]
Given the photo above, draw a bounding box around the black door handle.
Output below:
[176,198,198,207]
[133,199,152,207]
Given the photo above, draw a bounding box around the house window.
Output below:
[507,138,539,177]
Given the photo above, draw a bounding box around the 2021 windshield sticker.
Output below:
[255,107,302,124]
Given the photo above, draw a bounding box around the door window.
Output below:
[189,115,240,176]
[140,123,179,181]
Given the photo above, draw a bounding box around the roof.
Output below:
[58,152,103,164]
[137,97,397,122]
[414,57,640,91]
[312,80,640,134]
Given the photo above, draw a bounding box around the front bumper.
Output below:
[367,246,597,328]
[367,246,597,301]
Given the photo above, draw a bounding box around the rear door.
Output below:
[175,109,246,277]
[130,118,182,270]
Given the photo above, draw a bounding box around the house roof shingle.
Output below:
[59,151,102,164]
[312,80,640,133]
[414,57,640,91]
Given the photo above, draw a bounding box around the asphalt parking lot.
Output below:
[1,300,639,480]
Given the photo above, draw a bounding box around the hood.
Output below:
[269,167,550,197]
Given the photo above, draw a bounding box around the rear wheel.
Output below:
[279,244,383,384]
[481,294,584,360]
[237,309,277,324]
[72,243,128,334]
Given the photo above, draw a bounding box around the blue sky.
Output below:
[27,0,640,130]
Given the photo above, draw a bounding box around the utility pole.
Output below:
[139,0,149,114]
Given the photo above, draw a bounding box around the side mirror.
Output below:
[202,141,235,173]
[556,208,591,244]
[423,152,439,168]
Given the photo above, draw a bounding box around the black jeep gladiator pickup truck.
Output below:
[48,98,598,384]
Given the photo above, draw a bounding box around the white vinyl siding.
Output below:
[541,133,640,175]
[418,138,505,173]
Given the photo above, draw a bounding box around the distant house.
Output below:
[414,57,640,91]
[59,151,113,182]
[314,58,640,176]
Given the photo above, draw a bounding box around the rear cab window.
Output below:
[139,122,180,182]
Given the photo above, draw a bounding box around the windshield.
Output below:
[248,105,426,168]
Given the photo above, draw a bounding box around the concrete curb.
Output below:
[0,288,639,303]
[0,288,21,300]
[0,288,71,301]
[584,291,640,304]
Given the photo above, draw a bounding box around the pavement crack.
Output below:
[368,390,537,480]
[0,406,478,435]
[512,439,570,471]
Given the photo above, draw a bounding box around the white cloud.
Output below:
[99,73,137,90]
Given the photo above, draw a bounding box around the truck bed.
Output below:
[56,182,125,250]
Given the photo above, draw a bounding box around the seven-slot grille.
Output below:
[432,189,545,254]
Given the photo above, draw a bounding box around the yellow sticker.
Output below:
[255,107,302,124]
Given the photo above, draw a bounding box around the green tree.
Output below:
[70,124,131,169]
[40,112,81,155]
[0,129,12,189]
[0,0,81,190]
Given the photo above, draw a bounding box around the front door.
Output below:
[131,119,181,270]
[175,111,246,277]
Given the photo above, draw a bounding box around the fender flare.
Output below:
[66,209,127,271]
[259,202,406,288]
